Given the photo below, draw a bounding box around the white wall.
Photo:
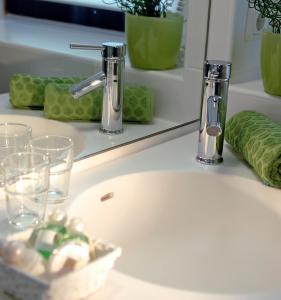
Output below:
[207,0,261,83]
[231,0,261,83]
[182,0,211,119]
[0,43,102,92]
[185,0,210,70]
[207,0,236,62]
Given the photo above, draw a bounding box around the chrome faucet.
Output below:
[196,60,231,164]
[69,42,126,134]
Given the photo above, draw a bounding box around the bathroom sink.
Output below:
[69,171,281,295]
[1,114,84,156]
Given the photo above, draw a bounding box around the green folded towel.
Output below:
[44,83,154,122]
[225,110,281,188]
[9,74,154,123]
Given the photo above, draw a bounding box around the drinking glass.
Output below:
[30,135,74,204]
[2,152,50,230]
[0,123,32,197]
[0,123,32,159]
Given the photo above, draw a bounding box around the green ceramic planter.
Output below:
[261,31,281,96]
[125,13,184,70]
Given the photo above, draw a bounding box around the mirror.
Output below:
[0,0,211,160]
[206,0,280,126]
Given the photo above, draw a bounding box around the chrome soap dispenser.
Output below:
[196,60,231,164]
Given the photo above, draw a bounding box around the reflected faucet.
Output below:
[69,42,126,134]
[196,60,231,164]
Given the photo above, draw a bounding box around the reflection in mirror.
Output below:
[0,0,211,159]
[207,0,281,125]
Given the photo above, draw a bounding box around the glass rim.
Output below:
[0,122,32,136]
[31,135,73,152]
[1,151,50,171]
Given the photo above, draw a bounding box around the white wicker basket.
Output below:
[0,231,121,300]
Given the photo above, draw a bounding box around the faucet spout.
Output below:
[70,71,106,99]
[196,60,231,165]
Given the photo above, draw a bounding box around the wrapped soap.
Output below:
[0,214,122,300]
[46,240,91,277]
[28,209,68,260]
[30,224,66,260]
[56,218,89,246]
[58,218,96,259]
[46,216,96,276]
[26,210,96,276]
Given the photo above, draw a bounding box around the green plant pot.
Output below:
[125,13,184,70]
[261,31,281,96]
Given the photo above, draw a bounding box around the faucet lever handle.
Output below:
[69,43,103,51]
[70,42,126,59]
[206,95,222,137]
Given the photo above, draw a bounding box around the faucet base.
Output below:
[196,156,223,165]
[100,127,124,135]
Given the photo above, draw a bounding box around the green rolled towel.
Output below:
[225,110,281,188]
[9,74,154,123]
[10,74,83,107]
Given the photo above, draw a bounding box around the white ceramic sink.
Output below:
[69,171,281,296]
[1,114,85,156]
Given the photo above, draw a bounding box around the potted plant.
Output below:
[248,0,281,96]
[104,0,184,70]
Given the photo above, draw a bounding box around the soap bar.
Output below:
[28,224,67,260]
[44,82,155,122]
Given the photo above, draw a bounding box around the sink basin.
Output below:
[1,114,84,156]
[69,171,281,295]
